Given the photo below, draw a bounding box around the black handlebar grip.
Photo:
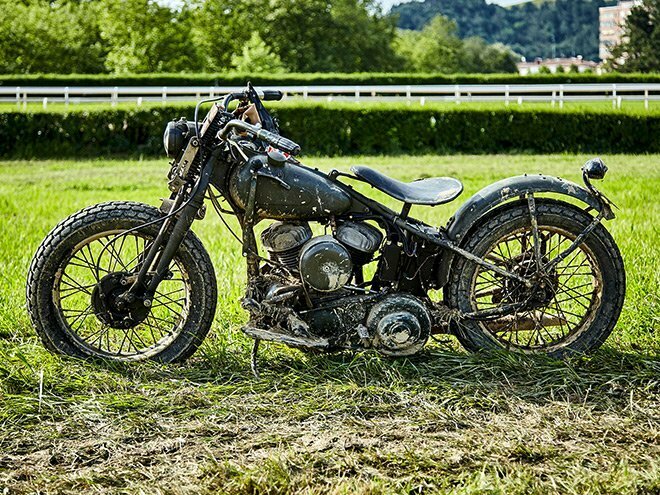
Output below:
[271,135,301,156]
[256,129,301,156]
[261,90,284,101]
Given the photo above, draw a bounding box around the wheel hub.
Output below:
[91,272,150,329]
[494,254,558,307]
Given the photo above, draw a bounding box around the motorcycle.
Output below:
[27,83,626,373]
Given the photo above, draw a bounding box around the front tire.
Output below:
[445,199,625,358]
[26,201,217,363]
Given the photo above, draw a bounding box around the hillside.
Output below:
[391,0,617,60]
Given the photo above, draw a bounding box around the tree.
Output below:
[0,0,106,74]
[395,16,517,73]
[459,37,518,73]
[395,15,462,73]
[608,0,659,72]
[98,0,203,73]
[231,33,286,73]
[322,0,402,72]
[190,0,258,71]
[195,0,401,72]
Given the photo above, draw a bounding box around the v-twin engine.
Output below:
[243,220,432,356]
[261,220,382,292]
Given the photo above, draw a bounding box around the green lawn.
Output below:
[0,155,658,494]
[1,98,659,115]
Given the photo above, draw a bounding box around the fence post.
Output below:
[644,89,649,111]
[64,87,69,107]
[16,87,20,109]
[355,86,360,103]
[112,87,119,107]
[22,93,27,110]
[406,85,411,104]
[559,84,564,109]
[162,86,167,105]
[42,97,48,109]
[551,90,556,107]
[454,84,460,104]
[612,83,617,109]
[137,97,143,107]
[505,85,510,106]
[420,96,425,106]
[303,87,308,100]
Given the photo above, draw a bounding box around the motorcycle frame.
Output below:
[121,109,614,325]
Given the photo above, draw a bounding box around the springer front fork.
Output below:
[118,158,215,307]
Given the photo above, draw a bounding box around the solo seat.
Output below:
[351,166,463,206]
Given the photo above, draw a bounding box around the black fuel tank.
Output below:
[228,155,352,220]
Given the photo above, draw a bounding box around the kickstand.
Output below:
[250,338,261,379]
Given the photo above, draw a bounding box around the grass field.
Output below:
[0,154,658,494]
[1,98,659,114]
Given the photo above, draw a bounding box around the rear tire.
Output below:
[445,200,625,358]
[26,201,217,363]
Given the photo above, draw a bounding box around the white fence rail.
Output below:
[2,83,660,109]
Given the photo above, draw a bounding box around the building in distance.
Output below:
[517,57,600,75]
[599,0,642,61]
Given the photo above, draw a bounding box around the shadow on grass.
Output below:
[85,335,660,412]
[3,331,657,414]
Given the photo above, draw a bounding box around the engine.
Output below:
[253,220,430,355]
[261,220,382,292]
[260,221,312,272]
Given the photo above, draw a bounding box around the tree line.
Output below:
[1,0,517,74]
[394,0,659,72]
[393,0,614,62]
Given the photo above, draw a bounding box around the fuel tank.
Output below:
[228,154,352,220]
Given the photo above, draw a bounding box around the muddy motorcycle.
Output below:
[27,84,625,371]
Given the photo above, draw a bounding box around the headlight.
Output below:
[163,118,195,158]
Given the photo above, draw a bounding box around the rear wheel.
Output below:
[27,201,217,362]
[445,200,625,358]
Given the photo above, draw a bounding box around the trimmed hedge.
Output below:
[1,72,660,87]
[1,104,658,158]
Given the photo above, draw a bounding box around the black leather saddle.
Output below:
[351,166,463,206]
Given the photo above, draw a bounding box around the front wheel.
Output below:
[445,199,625,358]
[26,201,217,362]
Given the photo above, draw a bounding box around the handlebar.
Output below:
[218,119,301,156]
[221,88,283,109]
[261,90,283,101]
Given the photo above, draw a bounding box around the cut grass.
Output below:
[2,98,659,115]
[0,154,658,494]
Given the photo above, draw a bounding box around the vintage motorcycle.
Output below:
[27,84,625,372]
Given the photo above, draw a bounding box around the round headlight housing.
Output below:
[163,118,195,158]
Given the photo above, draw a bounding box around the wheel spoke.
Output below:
[471,223,600,351]
[61,272,93,295]
[54,230,190,358]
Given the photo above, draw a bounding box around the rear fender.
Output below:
[436,174,613,287]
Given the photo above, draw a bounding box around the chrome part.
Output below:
[261,221,312,272]
[367,294,431,356]
[299,236,353,292]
